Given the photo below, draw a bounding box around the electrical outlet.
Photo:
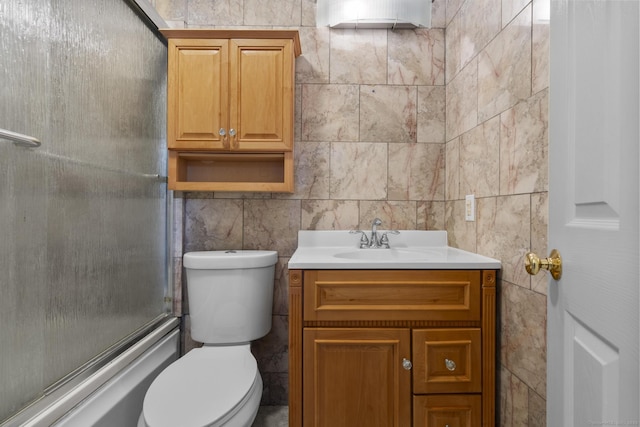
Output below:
[465,194,475,221]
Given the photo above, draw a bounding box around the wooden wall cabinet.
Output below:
[289,270,497,427]
[160,30,301,192]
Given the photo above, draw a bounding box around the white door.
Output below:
[548,0,639,425]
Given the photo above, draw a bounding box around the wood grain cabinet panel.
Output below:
[303,328,411,427]
[413,328,482,394]
[160,30,300,192]
[289,269,496,427]
[303,270,481,322]
[413,394,481,427]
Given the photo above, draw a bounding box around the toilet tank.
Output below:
[183,250,278,344]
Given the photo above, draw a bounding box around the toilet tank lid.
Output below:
[183,250,278,269]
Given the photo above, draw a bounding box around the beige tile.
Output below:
[243,199,301,256]
[388,143,444,201]
[243,0,302,26]
[531,192,548,295]
[301,84,359,141]
[259,373,289,405]
[500,89,549,195]
[460,116,500,198]
[172,195,184,257]
[446,59,478,140]
[500,281,547,398]
[187,0,243,26]
[431,0,447,28]
[359,201,418,230]
[274,140,330,200]
[477,195,531,288]
[294,84,302,143]
[532,0,550,94]
[502,0,530,27]
[360,85,417,143]
[296,27,331,84]
[184,198,243,251]
[300,200,360,230]
[478,5,532,122]
[252,315,288,373]
[388,29,445,86]
[253,406,289,426]
[445,200,476,252]
[329,29,387,84]
[446,0,465,25]
[330,143,387,199]
[172,257,183,316]
[446,0,501,81]
[445,137,460,201]
[417,201,445,230]
[272,257,289,316]
[417,86,446,143]
[213,192,272,199]
[499,365,530,427]
[154,0,186,21]
[528,389,547,427]
[302,0,317,26]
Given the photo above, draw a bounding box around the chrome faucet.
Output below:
[350,218,400,249]
[369,218,383,248]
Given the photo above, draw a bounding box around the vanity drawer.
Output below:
[303,270,481,322]
[413,394,481,427]
[412,328,481,394]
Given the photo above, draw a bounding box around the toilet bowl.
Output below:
[138,250,278,427]
[138,345,262,427]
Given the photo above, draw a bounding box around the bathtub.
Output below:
[5,318,179,427]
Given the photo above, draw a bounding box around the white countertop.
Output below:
[288,230,501,270]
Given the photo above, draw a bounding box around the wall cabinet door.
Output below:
[167,38,294,152]
[229,39,294,152]
[303,328,412,427]
[167,38,229,150]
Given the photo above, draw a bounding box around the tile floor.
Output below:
[252,406,288,427]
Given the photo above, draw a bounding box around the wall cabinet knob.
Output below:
[402,358,412,370]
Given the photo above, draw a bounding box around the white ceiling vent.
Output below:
[317,0,431,29]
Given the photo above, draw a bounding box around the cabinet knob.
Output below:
[229,128,238,148]
[219,128,226,136]
[445,358,456,371]
[402,358,412,370]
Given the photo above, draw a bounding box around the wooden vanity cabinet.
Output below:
[289,269,497,427]
[160,30,300,192]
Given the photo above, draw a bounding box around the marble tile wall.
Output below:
[445,0,550,425]
[153,0,550,422]
[153,0,448,407]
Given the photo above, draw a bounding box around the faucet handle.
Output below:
[349,230,370,249]
[379,230,400,248]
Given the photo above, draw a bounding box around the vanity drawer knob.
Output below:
[402,358,412,370]
[445,358,456,371]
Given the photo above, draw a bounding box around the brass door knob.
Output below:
[525,249,562,280]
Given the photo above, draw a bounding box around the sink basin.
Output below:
[333,248,431,261]
[288,230,502,269]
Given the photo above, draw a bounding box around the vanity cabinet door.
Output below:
[413,394,481,427]
[302,328,412,427]
[412,328,482,394]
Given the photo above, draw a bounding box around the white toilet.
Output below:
[138,250,278,427]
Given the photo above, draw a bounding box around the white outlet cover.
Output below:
[465,194,475,221]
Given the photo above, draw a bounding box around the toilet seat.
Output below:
[141,344,259,427]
